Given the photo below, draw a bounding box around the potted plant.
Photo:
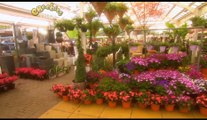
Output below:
[85,7,97,22]
[73,17,87,89]
[190,16,206,27]
[81,23,88,33]
[91,2,107,16]
[162,94,177,112]
[55,19,75,32]
[86,70,100,88]
[177,95,194,113]
[94,90,105,105]
[189,40,201,51]
[169,42,180,53]
[159,42,169,53]
[125,24,134,40]
[81,89,96,104]
[103,91,119,108]
[119,91,135,109]
[116,3,128,18]
[135,90,151,109]
[196,93,207,116]
[55,32,63,43]
[150,94,164,111]
[104,2,118,23]
[118,16,132,30]
[91,20,103,37]
[69,87,83,104]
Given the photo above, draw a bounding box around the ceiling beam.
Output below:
[173,2,196,14]
[161,4,176,21]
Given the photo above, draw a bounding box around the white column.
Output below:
[81,32,86,54]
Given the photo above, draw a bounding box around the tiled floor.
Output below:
[39,101,207,118]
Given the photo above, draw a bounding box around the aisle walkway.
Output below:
[39,101,207,118]
[0,67,75,118]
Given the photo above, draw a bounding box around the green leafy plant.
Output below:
[54,19,75,32]
[91,19,103,37]
[116,3,128,17]
[190,16,207,27]
[81,23,88,32]
[189,40,201,46]
[85,7,97,22]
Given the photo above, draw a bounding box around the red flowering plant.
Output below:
[135,90,151,105]
[69,87,83,101]
[51,84,64,94]
[0,73,8,79]
[196,94,207,108]
[30,69,47,80]
[119,91,135,102]
[162,94,177,105]
[15,67,34,78]
[0,75,18,86]
[150,93,164,105]
[103,91,119,102]
[177,95,195,110]
[86,71,100,83]
[81,89,96,101]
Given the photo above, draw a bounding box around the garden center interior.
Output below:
[1,2,207,118]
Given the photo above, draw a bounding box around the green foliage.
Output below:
[116,2,128,13]
[91,19,103,37]
[158,42,169,47]
[125,25,134,35]
[190,16,207,27]
[116,58,130,73]
[189,40,201,46]
[103,24,121,38]
[104,2,118,12]
[85,7,97,22]
[81,23,88,32]
[56,32,62,37]
[54,19,75,32]
[153,85,167,95]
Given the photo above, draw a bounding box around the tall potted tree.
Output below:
[73,17,87,89]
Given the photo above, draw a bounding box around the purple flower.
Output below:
[125,62,136,71]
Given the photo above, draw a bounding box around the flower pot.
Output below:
[138,102,147,109]
[104,11,117,24]
[122,101,131,109]
[91,2,107,16]
[171,46,179,53]
[165,104,175,112]
[108,101,117,108]
[146,45,153,51]
[160,46,166,53]
[190,45,198,51]
[151,104,160,111]
[148,68,156,72]
[63,95,69,101]
[199,106,207,116]
[96,98,104,105]
[73,99,81,104]
[84,99,92,105]
[179,107,189,113]
[133,70,139,75]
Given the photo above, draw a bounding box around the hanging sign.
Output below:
[31,2,63,16]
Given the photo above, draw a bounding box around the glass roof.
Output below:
[0,2,206,29]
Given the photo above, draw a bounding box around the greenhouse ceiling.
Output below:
[0,2,206,29]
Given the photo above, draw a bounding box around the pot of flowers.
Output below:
[81,89,96,105]
[196,93,207,116]
[69,87,83,104]
[119,91,135,109]
[86,71,100,89]
[189,41,200,52]
[163,94,177,112]
[170,43,180,53]
[147,57,161,71]
[177,95,194,113]
[95,90,104,105]
[135,90,151,109]
[159,42,169,53]
[103,91,119,108]
[60,85,70,101]
[150,94,164,111]
[51,84,64,98]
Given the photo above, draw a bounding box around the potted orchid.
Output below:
[103,91,119,108]
[177,95,195,113]
[119,91,135,109]
[196,94,207,116]
[135,90,151,109]
[81,89,96,104]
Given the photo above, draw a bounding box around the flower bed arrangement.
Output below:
[51,69,207,114]
[0,73,18,92]
[16,67,47,80]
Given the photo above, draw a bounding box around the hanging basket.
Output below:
[91,2,107,16]
[104,11,117,24]
[119,23,126,30]
[118,12,125,18]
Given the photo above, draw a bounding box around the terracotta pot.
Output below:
[91,2,107,16]
[133,70,139,75]
[199,106,207,116]
[122,101,131,109]
[63,95,69,101]
[99,69,106,74]
[165,104,175,112]
[108,101,117,108]
[73,99,81,104]
[84,99,92,105]
[96,98,104,105]
[179,107,189,113]
[138,102,147,109]
[201,68,207,74]
[104,11,117,24]
[151,104,160,111]
[148,68,156,72]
